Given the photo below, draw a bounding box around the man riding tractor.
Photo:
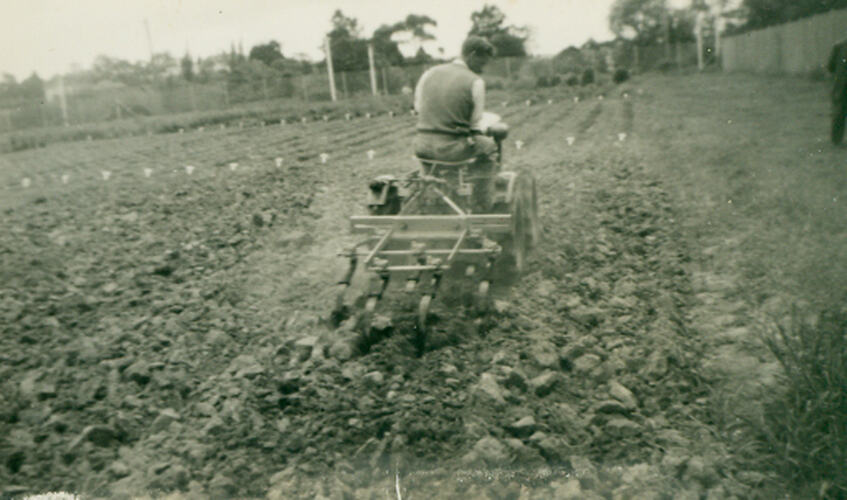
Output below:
[412,36,508,212]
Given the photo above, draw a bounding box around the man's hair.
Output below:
[462,36,496,58]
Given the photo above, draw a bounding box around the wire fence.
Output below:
[0,46,698,135]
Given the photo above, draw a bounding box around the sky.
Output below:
[0,0,624,81]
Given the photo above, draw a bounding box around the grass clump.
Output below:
[753,305,847,498]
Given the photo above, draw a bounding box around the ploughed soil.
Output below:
[1,72,845,499]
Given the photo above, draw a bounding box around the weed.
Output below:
[751,305,847,498]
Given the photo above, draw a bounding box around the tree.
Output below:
[20,73,45,100]
[249,40,285,67]
[400,14,437,42]
[393,14,437,58]
[470,4,507,39]
[609,0,669,45]
[409,47,434,65]
[181,52,194,81]
[372,24,405,67]
[553,46,588,73]
[329,9,360,40]
[326,10,369,71]
[92,55,144,85]
[147,52,179,82]
[468,4,528,57]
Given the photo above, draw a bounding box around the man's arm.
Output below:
[414,68,433,113]
[470,77,485,131]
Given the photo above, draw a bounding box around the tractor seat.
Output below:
[414,155,477,168]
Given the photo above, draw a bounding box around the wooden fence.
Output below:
[722,8,847,74]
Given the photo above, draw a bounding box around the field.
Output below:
[1,72,845,499]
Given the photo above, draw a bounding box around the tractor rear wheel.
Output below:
[503,173,539,273]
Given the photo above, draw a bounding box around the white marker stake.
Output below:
[345,113,351,121]
[367,149,375,160]
[501,101,508,108]
[388,111,394,117]
[21,177,31,188]
[525,99,531,107]
[239,121,244,129]
[515,140,524,150]
[275,157,283,167]
[144,168,153,178]
[185,165,195,175]
[566,136,575,146]
[573,96,580,103]
[320,153,329,164]
[229,162,238,172]
[618,132,627,142]
[101,171,111,181]
[87,135,93,142]
[323,115,328,122]
[301,117,308,124]
[220,124,226,130]
[198,127,205,132]
[280,119,286,125]
[179,128,184,134]
[61,174,70,184]
[547,99,553,105]
[410,109,416,116]
[598,95,604,101]
[623,92,630,99]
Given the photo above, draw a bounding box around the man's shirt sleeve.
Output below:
[470,77,485,131]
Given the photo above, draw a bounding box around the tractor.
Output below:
[331,114,539,354]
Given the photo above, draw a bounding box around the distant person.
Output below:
[412,36,498,210]
[827,35,847,144]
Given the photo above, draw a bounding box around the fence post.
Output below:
[189,83,197,111]
[58,75,69,126]
[341,71,348,99]
[324,37,338,102]
[714,6,722,62]
[368,43,378,96]
[696,11,705,70]
[381,67,388,95]
[302,74,310,102]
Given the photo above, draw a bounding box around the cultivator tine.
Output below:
[356,272,391,346]
[474,254,498,315]
[476,280,490,313]
[404,242,427,292]
[405,274,422,292]
[367,271,391,301]
[331,249,358,326]
[414,270,444,356]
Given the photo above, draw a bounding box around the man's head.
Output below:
[461,36,495,74]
